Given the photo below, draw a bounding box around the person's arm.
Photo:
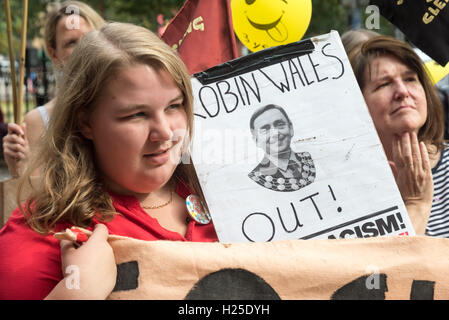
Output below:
[389,132,433,234]
[2,107,50,178]
[45,224,117,300]
[24,107,47,156]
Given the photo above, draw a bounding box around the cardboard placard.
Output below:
[190,31,414,243]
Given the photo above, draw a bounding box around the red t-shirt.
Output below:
[0,183,218,300]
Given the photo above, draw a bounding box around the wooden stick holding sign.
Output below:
[4,0,19,123]
[0,0,29,228]
[17,0,28,125]
[3,0,28,125]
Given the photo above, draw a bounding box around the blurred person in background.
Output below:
[2,1,104,178]
[341,28,380,53]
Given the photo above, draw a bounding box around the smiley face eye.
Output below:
[246,0,256,5]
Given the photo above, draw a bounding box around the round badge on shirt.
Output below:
[186,195,211,224]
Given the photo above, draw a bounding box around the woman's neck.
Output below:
[138,183,174,208]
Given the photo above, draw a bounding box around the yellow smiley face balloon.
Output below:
[231,0,312,52]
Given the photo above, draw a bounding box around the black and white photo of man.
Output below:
[248,104,316,192]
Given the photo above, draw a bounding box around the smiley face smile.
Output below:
[246,11,288,42]
[247,13,283,30]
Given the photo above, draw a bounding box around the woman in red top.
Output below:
[0,22,217,300]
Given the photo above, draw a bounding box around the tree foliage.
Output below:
[84,0,185,31]
[0,0,51,56]
[1,0,396,57]
[305,0,348,37]
[0,0,185,56]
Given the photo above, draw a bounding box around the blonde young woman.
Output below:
[2,1,104,178]
[0,22,217,300]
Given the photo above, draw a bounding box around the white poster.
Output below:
[191,31,415,243]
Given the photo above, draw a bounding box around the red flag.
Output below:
[161,0,239,74]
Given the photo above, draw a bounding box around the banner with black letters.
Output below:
[107,235,449,300]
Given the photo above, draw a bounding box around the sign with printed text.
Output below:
[190,31,415,243]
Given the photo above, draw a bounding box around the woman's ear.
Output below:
[47,45,62,66]
[78,110,93,140]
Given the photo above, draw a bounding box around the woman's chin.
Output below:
[141,170,176,190]
[102,165,177,196]
[389,120,423,136]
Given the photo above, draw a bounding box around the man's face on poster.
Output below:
[252,108,293,157]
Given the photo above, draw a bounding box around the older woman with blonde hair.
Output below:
[0,22,217,300]
[2,1,104,178]
[349,36,448,237]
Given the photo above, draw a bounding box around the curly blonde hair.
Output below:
[19,22,199,234]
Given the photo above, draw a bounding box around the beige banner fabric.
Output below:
[107,235,449,300]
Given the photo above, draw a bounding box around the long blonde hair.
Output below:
[19,22,200,234]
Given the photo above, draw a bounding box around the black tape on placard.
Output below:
[194,39,315,85]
